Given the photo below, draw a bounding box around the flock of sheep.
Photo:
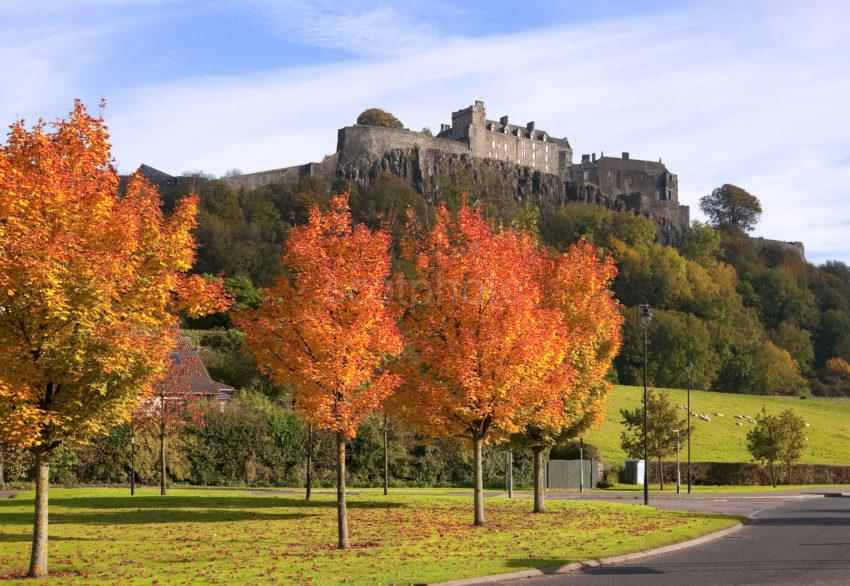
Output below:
[675,405,812,428]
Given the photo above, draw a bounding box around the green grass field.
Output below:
[587,386,850,468]
[0,488,735,584]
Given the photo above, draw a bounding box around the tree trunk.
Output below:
[28,452,49,578]
[383,412,389,496]
[0,445,5,490]
[473,435,485,526]
[769,461,776,488]
[532,446,546,513]
[659,459,664,491]
[159,428,167,496]
[336,432,349,549]
[306,425,313,501]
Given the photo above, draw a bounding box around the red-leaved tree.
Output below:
[132,335,208,496]
[238,194,402,548]
[391,202,577,526]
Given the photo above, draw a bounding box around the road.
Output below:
[496,491,850,585]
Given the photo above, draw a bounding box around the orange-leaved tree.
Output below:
[390,202,575,526]
[510,240,622,512]
[238,194,402,549]
[0,101,229,577]
[132,336,209,496]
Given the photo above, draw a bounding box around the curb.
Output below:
[432,521,745,586]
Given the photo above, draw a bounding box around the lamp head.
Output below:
[685,358,694,373]
[638,304,653,329]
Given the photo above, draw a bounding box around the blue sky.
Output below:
[2,0,850,263]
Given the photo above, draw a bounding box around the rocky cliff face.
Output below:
[336,147,688,245]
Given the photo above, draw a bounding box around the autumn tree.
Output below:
[510,240,622,513]
[0,102,228,577]
[620,389,689,490]
[133,337,208,495]
[238,194,402,549]
[391,202,577,525]
[700,184,762,232]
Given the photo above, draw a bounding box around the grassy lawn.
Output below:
[0,488,735,585]
[586,385,850,468]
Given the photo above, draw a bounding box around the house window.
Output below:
[583,171,589,180]
[492,140,496,148]
[545,145,549,152]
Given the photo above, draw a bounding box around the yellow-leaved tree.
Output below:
[0,101,229,577]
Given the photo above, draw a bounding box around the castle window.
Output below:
[492,140,496,148]
[545,145,549,152]
[583,171,589,180]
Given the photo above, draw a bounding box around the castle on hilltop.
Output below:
[141,100,691,243]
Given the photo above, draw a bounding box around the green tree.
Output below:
[771,321,815,377]
[746,408,806,486]
[681,221,721,267]
[620,389,689,489]
[700,184,762,232]
[356,108,403,128]
[778,409,807,484]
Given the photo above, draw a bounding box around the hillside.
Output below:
[585,386,850,468]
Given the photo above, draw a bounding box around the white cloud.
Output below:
[232,0,468,56]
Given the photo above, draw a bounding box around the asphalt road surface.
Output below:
[497,492,850,585]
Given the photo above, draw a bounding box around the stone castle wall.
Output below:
[335,145,689,245]
[750,236,806,259]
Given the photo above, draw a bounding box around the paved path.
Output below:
[0,490,16,499]
[496,492,850,585]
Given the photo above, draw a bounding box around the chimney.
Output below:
[591,153,596,162]
[527,121,535,131]
[622,152,630,159]
[500,115,509,126]
[582,154,590,163]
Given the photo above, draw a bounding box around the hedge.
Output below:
[641,460,850,486]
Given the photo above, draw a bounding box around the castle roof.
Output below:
[596,155,667,171]
[137,164,175,183]
[578,155,671,174]
[485,119,570,148]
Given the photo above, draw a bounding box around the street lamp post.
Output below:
[579,438,585,494]
[130,426,136,496]
[637,304,653,506]
[506,451,513,498]
[685,358,694,494]
[673,429,681,494]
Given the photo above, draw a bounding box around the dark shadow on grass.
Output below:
[0,533,97,543]
[0,494,404,526]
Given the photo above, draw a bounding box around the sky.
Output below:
[2,0,849,264]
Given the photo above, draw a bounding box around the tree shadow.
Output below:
[0,494,404,526]
[0,533,96,543]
